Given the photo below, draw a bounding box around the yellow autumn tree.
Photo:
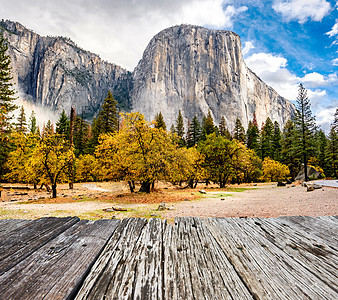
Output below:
[5,132,42,187]
[31,133,74,197]
[75,154,102,182]
[261,157,290,182]
[95,112,201,192]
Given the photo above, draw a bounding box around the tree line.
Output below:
[1,31,337,197]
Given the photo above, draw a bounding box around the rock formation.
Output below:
[2,21,294,129]
[132,25,294,130]
[1,20,132,118]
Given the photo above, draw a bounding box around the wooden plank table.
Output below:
[0,216,336,299]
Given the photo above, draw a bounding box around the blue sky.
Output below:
[0,0,337,130]
[232,0,337,131]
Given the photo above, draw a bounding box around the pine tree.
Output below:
[272,121,282,161]
[73,115,90,156]
[261,117,274,159]
[28,111,38,135]
[202,110,216,138]
[154,112,166,130]
[246,120,260,154]
[0,31,17,180]
[56,109,70,139]
[87,116,101,154]
[175,110,185,147]
[219,116,231,140]
[233,117,245,143]
[16,105,27,133]
[187,116,202,147]
[0,31,17,132]
[98,90,118,134]
[281,120,300,180]
[170,124,176,135]
[293,83,317,181]
[43,120,54,137]
[314,130,330,175]
[328,108,338,178]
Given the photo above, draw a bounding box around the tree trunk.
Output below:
[34,183,37,190]
[151,181,155,191]
[128,181,135,193]
[69,107,75,189]
[139,181,151,193]
[52,184,57,198]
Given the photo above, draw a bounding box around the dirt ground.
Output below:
[0,181,337,221]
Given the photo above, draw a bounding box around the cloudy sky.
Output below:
[1,0,337,131]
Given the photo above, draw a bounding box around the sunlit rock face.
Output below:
[131,25,294,130]
[1,20,132,118]
[2,21,294,129]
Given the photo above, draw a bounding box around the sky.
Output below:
[0,0,337,131]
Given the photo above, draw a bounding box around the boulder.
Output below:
[296,165,324,181]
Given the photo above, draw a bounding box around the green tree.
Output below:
[0,31,17,180]
[73,115,90,156]
[198,133,243,188]
[175,110,185,147]
[272,121,282,161]
[154,112,166,130]
[261,117,274,159]
[328,108,338,178]
[98,90,118,134]
[293,83,317,181]
[15,105,27,133]
[202,110,216,138]
[315,129,330,176]
[219,115,231,140]
[246,120,260,155]
[56,109,70,139]
[0,31,17,131]
[281,120,300,180]
[233,117,245,143]
[187,116,202,147]
[28,111,38,135]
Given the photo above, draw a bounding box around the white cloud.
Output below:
[0,0,248,70]
[245,51,336,100]
[181,1,247,28]
[244,50,337,130]
[242,41,255,56]
[272,0,331,23]
[333,58,338,66]
[316,106,337,131]
[326,21,338,37]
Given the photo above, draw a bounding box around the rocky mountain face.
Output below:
[132,25,294,130]
[2,21,294,129]
[1,20,132,118]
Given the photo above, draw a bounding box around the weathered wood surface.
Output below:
[204,217,338,299]
[0,216,79,276]
[0,219,120,300]
[0,216,336,300]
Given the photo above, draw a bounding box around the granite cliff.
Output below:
[1,21,294,129]
[132,25,294,130]
[0,20,132,118]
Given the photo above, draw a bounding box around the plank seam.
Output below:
[205,219,258,300]
[66,220,121,300]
